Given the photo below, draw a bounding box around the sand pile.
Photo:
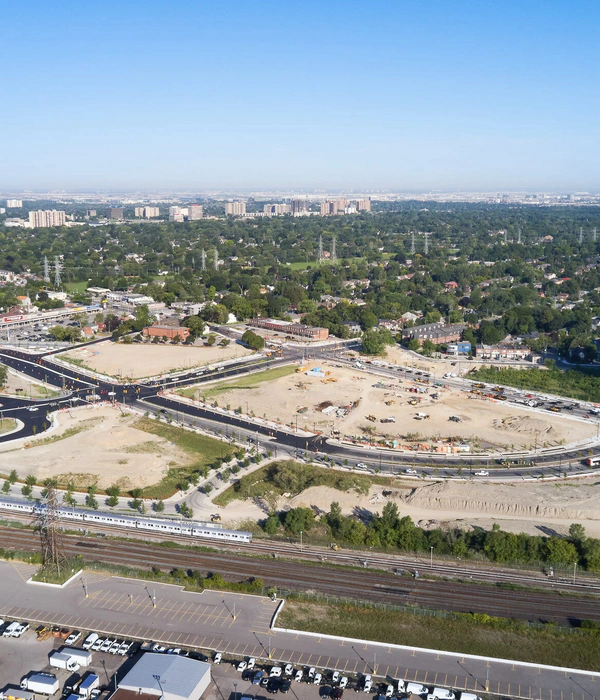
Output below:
[400,480,600,522]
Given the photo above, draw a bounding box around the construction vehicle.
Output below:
[408,398,419,405]
[296,366,306,373]
[330,543,339,551]
[448,416,461,422]
[384,400,395,405]
[380,417,396,423]
[473,383,485,389]
[210,513,222,522]
[414,412,430,420]
[366,415,377,422]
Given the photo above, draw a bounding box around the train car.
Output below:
[0,497,36,514]
[0,496,251,543]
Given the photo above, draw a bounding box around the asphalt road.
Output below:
[1,342,600,479]
[0,562,596,700]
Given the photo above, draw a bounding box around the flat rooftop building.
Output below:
[110,653,211,700]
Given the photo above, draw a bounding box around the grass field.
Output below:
[286,257,365,271]
[213,460,396,507]
[0,419,17,435]
[64,281,89,293]
[132,418,233,499]
[178,365,297,400]
[278,600,600,670]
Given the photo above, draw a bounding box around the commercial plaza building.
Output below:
[249,318,329,340]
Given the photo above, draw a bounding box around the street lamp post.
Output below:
[430,546,434,568]
[300,530,303,552]
[153,675,165,699]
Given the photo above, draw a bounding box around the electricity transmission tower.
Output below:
[37,484,68,574]
[53,256,62,288]
[213,249,219,270]
[424,232,430,255]
[504,231,508,245]
[579,227,584,244]
[43,256,50,283]
[517,227,522,244]
[331,235,337,261]
[594,228,597,243]
[201,249,207,271]
[410,232,415,255]
[318,235,323,263]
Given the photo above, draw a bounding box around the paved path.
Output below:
[0,562,597,700]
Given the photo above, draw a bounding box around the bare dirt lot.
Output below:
[0,405,190,489]
[207,360,595,451]
[60,339,253,378]
[216,477,600,539]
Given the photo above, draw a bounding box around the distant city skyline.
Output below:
[2,0,599,191]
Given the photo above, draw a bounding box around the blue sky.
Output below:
[1,0,599,191]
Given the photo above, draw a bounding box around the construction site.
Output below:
[193,360,596,453]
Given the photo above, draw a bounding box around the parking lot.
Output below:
[0,562,598,700]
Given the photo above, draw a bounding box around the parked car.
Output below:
[331,689,344,700]
[267,678,280,694]
[314,673,323,685]
[294,670,303,683]
[320,687,332,699]
[65,631,81,646]
[213,652,222,664]
[284,664,294,676]
[270,666,282,678]
[474,470,489,476]
[331,672,340,685]
[252,671,266,686]
[280,680,292,694]
[247,658,256,670]
[91,638,104,651]
[237,661,248,672]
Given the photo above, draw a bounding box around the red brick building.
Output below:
[143,323,190,340]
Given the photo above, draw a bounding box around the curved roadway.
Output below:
[1,344,600,479]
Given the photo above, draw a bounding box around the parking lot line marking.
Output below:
[424,672,429,683]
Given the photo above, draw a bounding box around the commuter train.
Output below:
[0,496,252,543]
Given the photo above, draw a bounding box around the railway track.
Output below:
[2,527,598,627]
[5,509,599,594]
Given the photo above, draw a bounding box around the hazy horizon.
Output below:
[2,0,599,191]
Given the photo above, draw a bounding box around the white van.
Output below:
[460,694,482,700]
[429,689,456,700]
[405,682,428,696]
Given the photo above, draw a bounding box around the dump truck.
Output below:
[366,415,377,422]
